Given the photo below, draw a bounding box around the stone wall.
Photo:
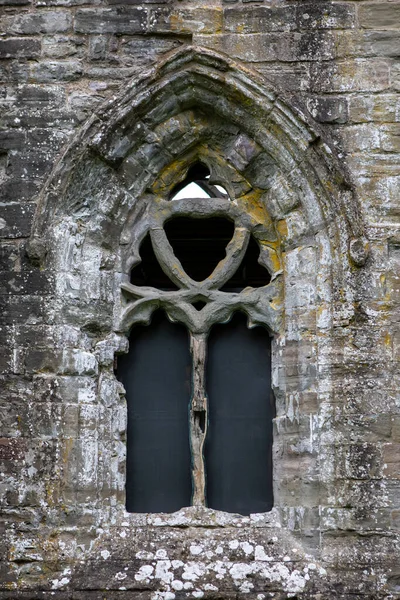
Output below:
[1,1,400,599]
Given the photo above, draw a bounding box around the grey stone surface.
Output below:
[0,1,399,598]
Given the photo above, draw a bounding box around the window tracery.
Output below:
[119,161,279,513]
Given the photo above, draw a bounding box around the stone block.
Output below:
[0,295,46,326]
[306,96,349,124]
[194,32,335,63]
[6,150,54,180]
[0,0,30,4]
[120,36,181,65]
[224,6,297,33]
[0,203,36,239]
[340,124,380,153]
[36,0,95,5]
[0,241,28,271]
[16,84,66,107]
[0,437,26,463]
[42,35,86,60]
[224,3,355,34]
[9,11,72,34]
[149,7,223,35]
[108,0,167,3]
[348,93,400,123]
[0,180,42,203]
[359,3,400,29]
[0,346,12,373]
[380,125,400,152]
[344,443,382,480]
[382,443,400,479]
[361,30,400,57]
[24,348,62,374]
[61,349,98,376]
[335,30,400,58]
[74,7,147,34]
[0,38,40,59]
[0,271,51,296]
[29,60,83,83]
[0,129,25,151]
[310,59,390,93]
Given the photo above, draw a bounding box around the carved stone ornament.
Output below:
[120,167,283,505]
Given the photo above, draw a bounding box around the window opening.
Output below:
[205,312,273,515]
[118,311,192,513]
[120,171,276,515]
[169,162,228,200]
[130,233,179,290]
[191,299,208,311]
[221,235,271,292]
[172,182,211,200]
[164,217,235,282]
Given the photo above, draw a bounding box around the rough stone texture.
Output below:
[0,1,400,599]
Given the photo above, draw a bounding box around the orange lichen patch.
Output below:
[259,241,282,273]
[238,189,271,227]
[276,219,288,239]
[61,437,74,468]
[384,331,392,347]
[152,159,191,196]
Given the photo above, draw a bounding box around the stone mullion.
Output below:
[189,331,208,506]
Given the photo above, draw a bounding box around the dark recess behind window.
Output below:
[206,312,273,515]
[164,217,235,282]
[117,311,192,513]
[123,209,274,515]
[130,222,271,290]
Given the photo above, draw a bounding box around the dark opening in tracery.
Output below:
[164,217,235,282]
[130,233,179,290]
[221,235,271,291]
[169,162,228,200]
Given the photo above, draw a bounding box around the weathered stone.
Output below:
[195,32,336,62]
[359,3,400,30]
[306,96,349,123]
[74,7,147,34]
[0,202,35,238]
[224,3,355,34]
[149,7,223,35]
[0,1,399,598]
[0,38,40,59]
[29,60,83,83]
[9,11,72,35]
[310,58,390,93]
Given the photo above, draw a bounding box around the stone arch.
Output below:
[26,46,369,592]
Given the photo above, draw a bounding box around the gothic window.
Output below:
[118,161,278,515]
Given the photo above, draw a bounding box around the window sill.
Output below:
[113,505,279,529]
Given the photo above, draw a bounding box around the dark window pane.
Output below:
[205,312,273,515]
[164,217,234,281]
[220,235,271,292]
[130,233,179,290]
[117,311,192,513]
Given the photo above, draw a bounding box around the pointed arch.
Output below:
[24,47,371,575]
[31,45,367,271]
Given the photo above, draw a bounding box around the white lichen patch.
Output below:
[255,545,274,561]
[135,565,154,583]
[190,544,204,556]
